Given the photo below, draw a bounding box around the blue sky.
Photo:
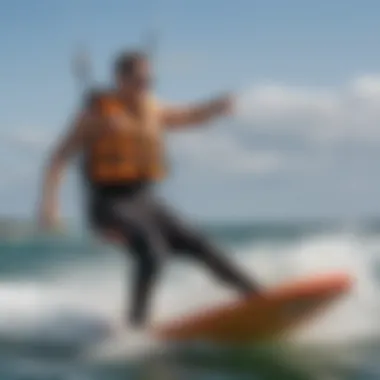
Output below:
[1,0,380,221]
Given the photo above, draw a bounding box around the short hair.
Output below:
[114,50,148,76]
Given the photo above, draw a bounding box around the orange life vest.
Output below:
[85,93,166,185]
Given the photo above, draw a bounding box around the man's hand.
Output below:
[214,93,235,115]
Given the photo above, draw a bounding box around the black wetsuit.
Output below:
[85,181,259,327]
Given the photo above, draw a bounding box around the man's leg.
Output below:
[154,202,261,295]
[176,232,260,294]
[126,226,167,327]
[97,196,168,328]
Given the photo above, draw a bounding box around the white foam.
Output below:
[84,327,162,363]
[0,231,378,361]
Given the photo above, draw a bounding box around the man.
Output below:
[38,50,260,328]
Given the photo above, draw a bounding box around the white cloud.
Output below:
[169,130,285,175]
[166,74,380,177]
[236,74,380,145]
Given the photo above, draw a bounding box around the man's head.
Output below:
[114,51,152,97]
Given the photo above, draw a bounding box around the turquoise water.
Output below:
[0,219,379,379]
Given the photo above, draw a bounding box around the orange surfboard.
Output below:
[154,273,353,344]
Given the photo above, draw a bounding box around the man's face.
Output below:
[117,59,152,96]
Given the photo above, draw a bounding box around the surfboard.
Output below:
[153,272,353,345]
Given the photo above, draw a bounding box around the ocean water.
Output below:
[0,219,379,379]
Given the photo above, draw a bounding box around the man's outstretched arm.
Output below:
[160,94,233,129]
[38,111,91,229]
